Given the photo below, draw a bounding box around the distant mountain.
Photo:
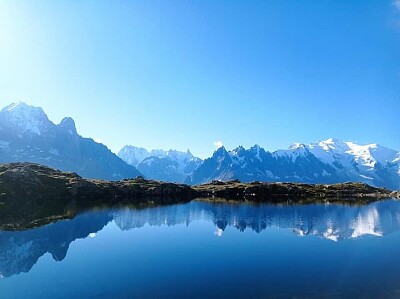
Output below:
[186,139,400,190]
[1,102,398,188]
[118,145,202,182]
[187,145,338,185]
[0,102,141,180]
[118,145,169,167]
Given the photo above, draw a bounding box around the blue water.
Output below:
[1,199,400,298]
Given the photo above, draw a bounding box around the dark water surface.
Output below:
[1,199,400,298]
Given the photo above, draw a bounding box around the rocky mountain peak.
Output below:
[0,102,141,180]
[214,145,228,155]
[289,143,307,150]
[58,117,77,135]
[231,145,246,156]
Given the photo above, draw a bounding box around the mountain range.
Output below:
[118,145,202,182]
[185,140,400,189]
[0,102,399,189]
[0,102,141,180]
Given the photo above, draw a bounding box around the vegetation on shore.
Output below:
[1,162,398,204]
[0,162,399,230]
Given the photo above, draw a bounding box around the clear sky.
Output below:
[0,0,399,158]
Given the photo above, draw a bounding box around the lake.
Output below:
[1,199,400,298]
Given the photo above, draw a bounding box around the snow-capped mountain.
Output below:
[118,146,202,182]
[0,102,141,180]
[0,102,53,136]
[187,139,400,189]
[1,102,398,188]
[304,138,400,189]
[118,145,169,167]
[187,144,338,185]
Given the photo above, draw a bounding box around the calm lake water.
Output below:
[1,199,400,298]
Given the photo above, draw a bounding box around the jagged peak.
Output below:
[120,145,148,151]
[119,145,196,158]
[167,149,191,157]
[58,117,77,135]
[214,145,228,155]
[231,145,246,155]
[167,149,181,154]
[165,149,191,162]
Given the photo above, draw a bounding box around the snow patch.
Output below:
[49,148,60,156]
[0,102,51,135]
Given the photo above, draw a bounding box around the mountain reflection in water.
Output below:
[1,199,400,278]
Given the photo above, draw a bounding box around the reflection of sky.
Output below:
[112,199,400,241]
[2,200,400,298]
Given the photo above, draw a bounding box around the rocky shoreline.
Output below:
[0,163,400,205]
[194,180,400,203]
[0,162,399,230]
[0,163,195,204]
[0,163,398,206]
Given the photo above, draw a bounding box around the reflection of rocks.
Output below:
[0,196,77,230]
[0,211,112,278]
[0,163,397,211]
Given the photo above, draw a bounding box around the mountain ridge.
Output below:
[1,101,398,189]
[118,145,203,182]
[186,139,400,189]
[0,102,141,180]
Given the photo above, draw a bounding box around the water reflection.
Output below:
[113,199,400,241]
[0,212,112,278]
[1,199,400,278]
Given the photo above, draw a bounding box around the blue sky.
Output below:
[0,0,399,158]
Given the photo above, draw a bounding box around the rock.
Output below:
[0,162,397,207]
[0,162,195,204]
[193,180,395,203]
[0,162,398,231]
